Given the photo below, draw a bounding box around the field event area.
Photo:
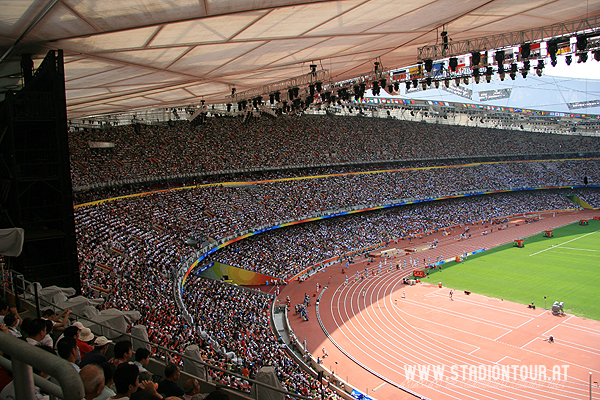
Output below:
[421,219,600,321]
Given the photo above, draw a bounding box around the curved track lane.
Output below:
[285,210,600,400]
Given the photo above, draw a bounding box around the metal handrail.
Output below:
[0,332,84,400]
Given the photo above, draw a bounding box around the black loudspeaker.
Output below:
[584,176,588,185]
[0,50,81,293]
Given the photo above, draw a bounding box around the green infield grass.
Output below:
[420,219,600,321]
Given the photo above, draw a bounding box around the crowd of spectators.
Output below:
[74,187,583,397]
[201,191,575,278]
[67,116,600,399]
[574,187,600,207]
[69,115,600,188]
[0,312,216,400]
[180,277,333,398]
[75,159,599,249]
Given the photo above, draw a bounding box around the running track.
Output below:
[282,210,600,400]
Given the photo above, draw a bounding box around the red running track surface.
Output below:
[283,210,600,400]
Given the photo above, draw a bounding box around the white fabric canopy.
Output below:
[1,0,598,118]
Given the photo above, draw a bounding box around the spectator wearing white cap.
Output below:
[80,336,113,368]
[78,327,94,357]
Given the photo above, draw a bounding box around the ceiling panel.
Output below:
[206,0,326,16]
[307,0,431,36]
[234,1,362,40]
[66,87,111,100]
[183,82,220,97]
[143,87,195,101]
[54,26,160,53]
[149,12,266,46]
[472,0,560,17]
[0,0,44,37]
[0,0,598,118]
[102,71,187,86]
[167,41,266,75]
[366,0,488,34]
[207,37,327,76]
[107,97,167,107]
[63,58,123,81]
[269,36,378,68]
[95,47,192,69]
[26,2,96,41]
[66,65,155,88]
[65,0,206,31]
[107,84,170,93]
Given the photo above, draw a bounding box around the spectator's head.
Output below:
[42,308,55,319]
[94,336,114,354]
[3,313,17,328]
[79,364,105,400]
[164,363,180,381]
[63,325,80,340]
[57,336,78,363]
[114,340,133,361]
[113,363,139,396]
[184,378,200,396]
[25,318,47,341]
[135,348,151,366]
[99,361,116,387]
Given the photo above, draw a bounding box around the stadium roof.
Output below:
[1,0,600,119]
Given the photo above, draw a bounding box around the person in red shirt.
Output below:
[77,327,94,357]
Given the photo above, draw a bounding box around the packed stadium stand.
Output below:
[69,117,600,399]
[1,111,600,399]
[2,1,600,398]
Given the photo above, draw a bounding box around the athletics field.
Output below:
[422,219,600,320]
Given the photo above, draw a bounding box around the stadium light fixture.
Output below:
[536,60,544,77]
[485,66,493,83]
[424,59,433,72]
[576,35,588,52]
[471,52,480,67]
[449,57,458,72]
[472,67,480,83]
[547,41,558,66]
[577,52,588,63]
[520,43,531,59]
